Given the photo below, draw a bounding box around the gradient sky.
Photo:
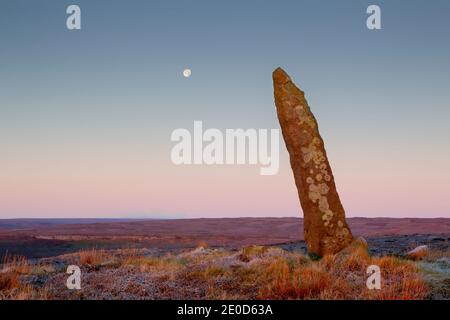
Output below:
[1,0,449,218]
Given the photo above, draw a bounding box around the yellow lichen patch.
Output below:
[301,138,326,169]
[322,210,334,226]
[335,226,350,240]
[313,153,325,165]
[317,183,329,195]
[309,191,322,203]
[314,156,331,182]
[318,197,330,212]
[309,180,333,226]
[294,105,316,128]
[301,145,316,163]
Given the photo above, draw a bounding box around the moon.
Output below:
[183,68,192,78]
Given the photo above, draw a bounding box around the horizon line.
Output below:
[1,216,449,220]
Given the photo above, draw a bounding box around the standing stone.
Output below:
[273,67,353,256]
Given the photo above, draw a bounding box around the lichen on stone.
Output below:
[318,197,330,212]
[273,67,353,256]
[317,183,329,195]
[301,145,316,163]
[294,105,316,128]
[308,190,322,203]
[322,210,334,227]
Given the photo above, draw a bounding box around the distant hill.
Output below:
[0,219,141,230]
[0,217,448,259]
[1,217,449,239]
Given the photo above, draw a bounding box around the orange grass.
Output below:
[0,244,433,300]
[78,248,108,266]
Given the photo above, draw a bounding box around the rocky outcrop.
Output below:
[272,67,353,256]
[406,245,429,260]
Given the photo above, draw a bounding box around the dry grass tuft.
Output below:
[2,255,31,274]
[365,256,428,300]
[0,243,436,300]
[0,255,50,300]
[0,255,31,293]
[338,244,371,272]
[255,243,428,300]
[78,248,109,266]
[238,246,268,262]
[0,272,19,291]
[197,241,209,249]
[260,260,331,299]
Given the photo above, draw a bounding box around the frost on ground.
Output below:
[1,239,448,300]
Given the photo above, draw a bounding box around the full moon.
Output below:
[183,68,192,78]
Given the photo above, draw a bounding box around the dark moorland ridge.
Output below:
[0,218,449,259]
[0,218,137,230]
[1,217,449,239]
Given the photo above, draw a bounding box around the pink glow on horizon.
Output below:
[1,155,449,218]
[1,140,449,219]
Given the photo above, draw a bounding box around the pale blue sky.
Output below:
[1,1,449,218]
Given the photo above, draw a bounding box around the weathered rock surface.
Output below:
[272,67,353,256]
[406,245,429,260]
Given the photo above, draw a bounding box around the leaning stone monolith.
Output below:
[273,67,353,256]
